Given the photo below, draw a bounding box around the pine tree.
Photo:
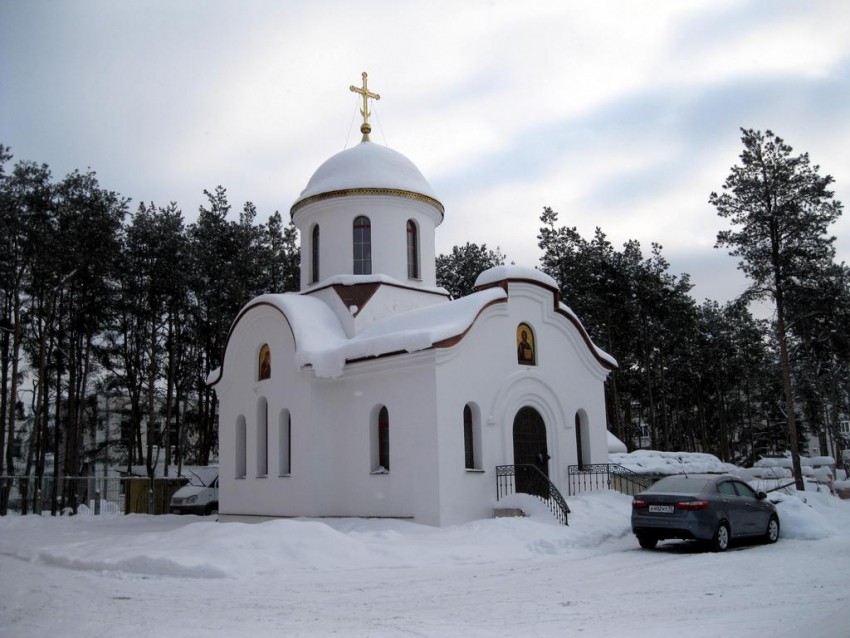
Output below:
[711,129,844,488]
[436,242,505,299]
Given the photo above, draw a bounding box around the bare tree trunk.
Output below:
[164,314,175,477]
[146,319,158,480]
[776,305,804,489]
[715,374,730,462]
[3,290,23,483]
[643,347,657,450]
[658,348,669,450]
[0,314,9,481]
[51,336,63,515]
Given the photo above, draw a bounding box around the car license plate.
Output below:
[648,505,674,513]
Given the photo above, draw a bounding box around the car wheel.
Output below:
[637,535,658,550]
[763,515,779,544]
[710,522,730,552]
[205,502,218,516]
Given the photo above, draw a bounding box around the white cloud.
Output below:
[2,0,848,304]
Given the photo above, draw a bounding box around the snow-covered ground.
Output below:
[1,490,849,637]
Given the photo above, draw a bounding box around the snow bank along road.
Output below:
[1,491,848,637]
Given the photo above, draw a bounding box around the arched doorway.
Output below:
[513,407,549,496]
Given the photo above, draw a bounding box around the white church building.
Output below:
[208,74,617,526]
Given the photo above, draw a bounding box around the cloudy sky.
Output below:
[2,0,849,305]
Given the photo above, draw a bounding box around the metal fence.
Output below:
[495,464,570,525]
[0,476,188,516]
[567,464,658,496]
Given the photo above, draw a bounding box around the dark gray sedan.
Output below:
[631,474,779,551]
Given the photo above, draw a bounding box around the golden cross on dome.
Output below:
[350,71,380,141]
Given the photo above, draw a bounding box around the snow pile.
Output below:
[806,456,837,467]
[495,492,561,523]
[748,453,839,486]
[76,500,121,516]
[754,453,836,469]
[1,488,847,584]
[738,465,793,480]
[1,489,849,637]
[772,491,850,540]
[609,449,739,475]
[607,430,628,453]
[0,492,634,580]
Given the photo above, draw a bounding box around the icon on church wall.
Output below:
[516,323,536,365]
[258,344,271,380]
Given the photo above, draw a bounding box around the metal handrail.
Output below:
[609,464,655,489]
[567,463,656,496]
[495,464,570,525]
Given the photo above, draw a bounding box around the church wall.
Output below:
[216,306,323,517]
[499,282,611,470]
[216,304,445,522]
[431,282,612,526]
[312,353,441,523]
[367,202,437,287]
[433,309,509,526]
[295,195,439,290]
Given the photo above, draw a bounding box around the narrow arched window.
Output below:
[311,224,320,283]
[378,406,390,471]
[257,397,268,477]
[407,220,419,279]
[353,216,372,275]
[279,409,291,476]
[235,415,247,479]
[575,411,587,469]
[463,405,475,469]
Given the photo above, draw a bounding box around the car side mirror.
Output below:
[756,491,767,500]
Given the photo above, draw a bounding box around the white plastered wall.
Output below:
[216,305,319,517]
[293,195,440,291]
[432,280,612,526]
[217,303,443,523]
[314,352,441,523]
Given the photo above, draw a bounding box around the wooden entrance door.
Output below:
[512,407,549,496]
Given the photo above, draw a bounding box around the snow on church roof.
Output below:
[213,287,507,381]
[317,273,449,297]
[292,141,439,209]
[475,265,558,290]
[557,301,618,369]
[206,267,617,384]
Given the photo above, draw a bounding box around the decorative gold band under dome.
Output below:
[290,187,445,218]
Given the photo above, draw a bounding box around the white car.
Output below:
[170,467,219,515]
